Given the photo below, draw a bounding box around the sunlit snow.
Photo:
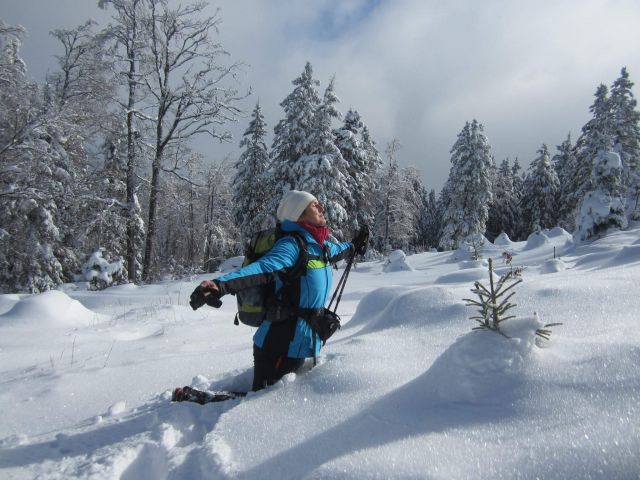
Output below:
[1,226,639,479]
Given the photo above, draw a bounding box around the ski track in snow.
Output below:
[1,226,640,478]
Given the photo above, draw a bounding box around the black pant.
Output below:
[252,345,305,392]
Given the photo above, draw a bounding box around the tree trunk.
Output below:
[142,146,163,281]
[188,186,195,267]
[125,14,139,283]
[203,178,215,272]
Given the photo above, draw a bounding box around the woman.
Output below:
[200,190,367,391]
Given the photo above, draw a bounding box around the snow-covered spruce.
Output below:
[574,151,627,242]
[439,119,493,251]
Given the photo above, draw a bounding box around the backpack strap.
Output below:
[282,231,308,279]
[266,232,307,316]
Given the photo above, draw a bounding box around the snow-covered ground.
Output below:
[1,227,639,479]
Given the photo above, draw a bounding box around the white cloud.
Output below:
[3,0,640,190]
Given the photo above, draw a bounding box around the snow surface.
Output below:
[1,228,640,479]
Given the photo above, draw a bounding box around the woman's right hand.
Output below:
[200,279,220,293]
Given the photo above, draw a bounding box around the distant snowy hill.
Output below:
[1,227,639,479]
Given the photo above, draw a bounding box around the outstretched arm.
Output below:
[326,241,354,264]
[201,236,300,296]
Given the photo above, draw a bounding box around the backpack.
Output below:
[234,226,308,327]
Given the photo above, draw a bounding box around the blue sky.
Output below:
[309,0,382,40]
[2,0,640,191]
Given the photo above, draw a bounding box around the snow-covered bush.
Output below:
[382,250,413,272]
[574,151,627,242]
[78,250,125,290]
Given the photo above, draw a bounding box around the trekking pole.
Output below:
[327,250,356,314]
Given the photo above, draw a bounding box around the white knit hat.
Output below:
[276,190,317,222]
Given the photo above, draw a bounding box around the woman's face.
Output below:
[298,200,326,226]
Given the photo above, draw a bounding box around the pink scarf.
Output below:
[297,222,329,245]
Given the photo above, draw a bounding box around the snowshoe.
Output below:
[171,386,247,404]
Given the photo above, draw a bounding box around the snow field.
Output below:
[0,227,639,479]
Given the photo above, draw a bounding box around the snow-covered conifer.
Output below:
[371,140,420,252]
[553,134,578,231]
[510,158,528,240]
[574,151,627,242]
[359,124,383,226]
[609,67,640,219]
[569,85,615,224]
[422,189,442,249]
[521,145,560,234]
[294,77,352,237]
[333,109,372,232]
[0,23,84,292]
[402,167,429,251]
[232,102,273,240]
[269,62,321,209]
[439,120,494,251]
[486,158,519,241]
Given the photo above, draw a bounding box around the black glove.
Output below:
[352,224,369,256]
[189,285,222,310]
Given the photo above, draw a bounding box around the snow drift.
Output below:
[1,227,640,479]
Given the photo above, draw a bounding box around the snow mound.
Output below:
[0,290,105,328]
[421,316,544,403]
[458,259,487,269]
[540,258,566,274]
[346,286,406,325]
[435,268,497,285]
[107,401,127,416]
[524,231,550,250]
[493,232,514,246]
[0,294,22,315]
[348,285,466,333]
[545,227,572,239]
[382,250,413,272]
[607,244,640,267]
[219,255,244,273]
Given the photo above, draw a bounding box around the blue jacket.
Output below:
[215,221,352,358]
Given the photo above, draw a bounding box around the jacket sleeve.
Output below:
[214,237,300,295]
[326,241,353,264]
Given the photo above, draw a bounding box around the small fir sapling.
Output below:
[464,258,560,340]
[464,258,521,336]
[464,233,486,260]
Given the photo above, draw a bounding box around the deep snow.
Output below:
[1,227,639,479]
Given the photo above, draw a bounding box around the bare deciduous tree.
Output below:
[99,0,148,282]
[141,0,245,281]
